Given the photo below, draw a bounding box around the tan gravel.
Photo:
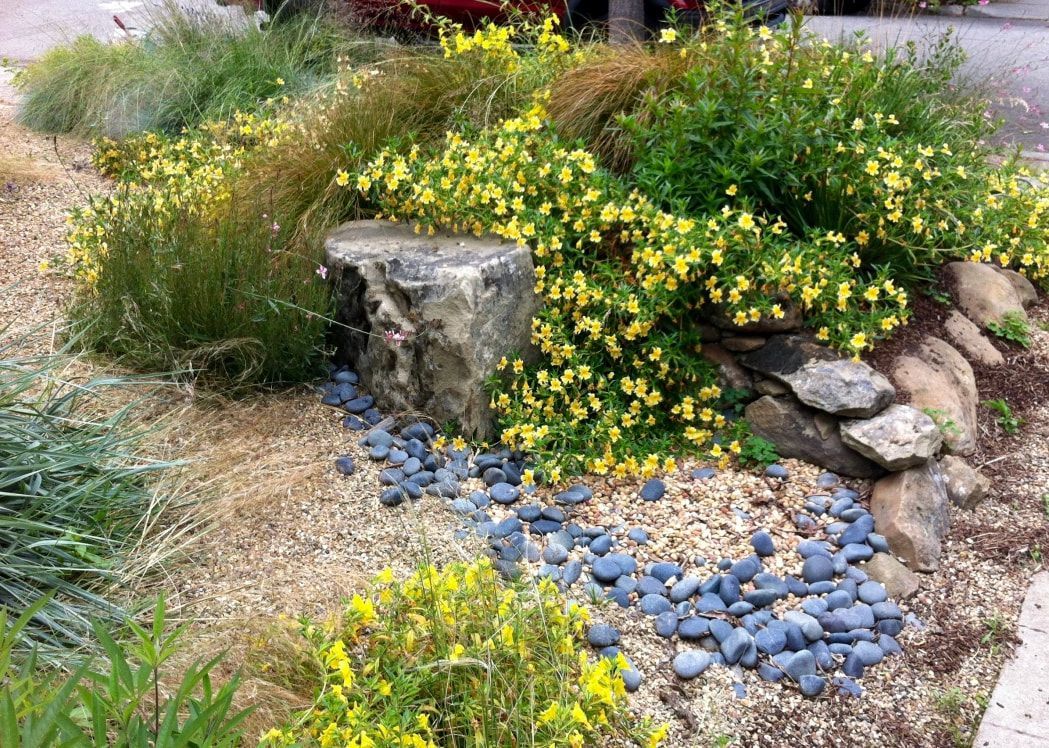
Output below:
[0,106,108,353]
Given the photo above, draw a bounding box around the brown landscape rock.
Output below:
[700,343,754,392]
[863,553,921,600]
[943,310,1005,367]
[990,265,1038,307]
[891,336,979,456]
[744,396,883,478]
[870,461,951,572]
[939,455,991,509]
[945,261,1028,328]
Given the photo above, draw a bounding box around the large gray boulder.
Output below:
[870,461,951,572]
[325,220,538,438]
[891,336,979,456]
[744,396,883,478]
[840,404,943,471]
[740,335,895,418]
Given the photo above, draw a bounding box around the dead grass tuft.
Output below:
[547,43,688,173]
[0,153,60,184]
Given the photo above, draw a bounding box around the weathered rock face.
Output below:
[701,343,754,393]
[891,336,979,456]
[740,335,895,418]
[863,553,920,600]
[870,461,951,572]
[945,261,1028,328]
[939,455,991,510]
[943,310,1004,367]
[744,396,883,478]
[325,220,538,438]
[840,404,943,471]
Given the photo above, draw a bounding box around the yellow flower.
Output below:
[850,332,868,350]
[538,702,559,724]
[659,28,678,43]
[335,170,350,187]
[737,212,756,230]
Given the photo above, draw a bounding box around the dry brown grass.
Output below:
[238,48,537,247]
[0,153,61,184]
[547,43,689,173]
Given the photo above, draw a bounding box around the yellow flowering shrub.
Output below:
[356,107,904,478]
[260,559,661,747]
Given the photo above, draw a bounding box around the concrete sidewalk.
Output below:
[974,571,1049,746]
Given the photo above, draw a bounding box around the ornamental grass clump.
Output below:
[0,338,180,652]
[238,12,583,243]
[259,559,663,747]
[65,115,331,387]
[16,1,367,137]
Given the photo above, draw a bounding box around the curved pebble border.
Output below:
[319,365,909,699]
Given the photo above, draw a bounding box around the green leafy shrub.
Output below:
[982,398,1021,434]
[64,115,331,387]
[16,3,369,137]
[259,559,663,747]
[625,18,1048,287]
[1,596,251,746]
[0,339,179,651]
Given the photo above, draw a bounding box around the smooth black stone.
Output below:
[639,478,666,501]
[408,471,434,487]
[379,468,405,485]
[591,557,622,583]
[650,561,684,582]
[729,556,761,583]
[802,555,835,583]
[404,439,429,461]
[490,483,520,504]
[517,504,542,522]
[333,369,359,385]
[751,530,776,557]
[589,535,613,556]
[344,395,374,414]
[531,519,562,535]
[321,392,343,408]
[678,616,709,639]
[836,514,875,546]
[368,445,390,461]
[654,611,678,638]
[335,456,355,475]
[718,574,741,605]
[400,422,434,441]
[562,560,583,585]
[379,487,404,507]
[639,594,673,615]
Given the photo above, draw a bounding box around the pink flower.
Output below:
[315,265,328,280]
[384,329,410,346]
[271,222,281,234]
[979,0,989,5]
[918,1,926,7]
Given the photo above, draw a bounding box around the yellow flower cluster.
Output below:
[261,559,662,747]
[356,106,906,478]
[65,112,287,289]
[437,13,576,73]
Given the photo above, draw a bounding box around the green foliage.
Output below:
[1,596,251,747]
[923,407,962,437]
[624,17,1049,289]
[258,559,663,747]
[0,338,178,652]
[737,436,780,468]
[982,398,1021,434]
[15,2,371,137]
[986,311,1031,348]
